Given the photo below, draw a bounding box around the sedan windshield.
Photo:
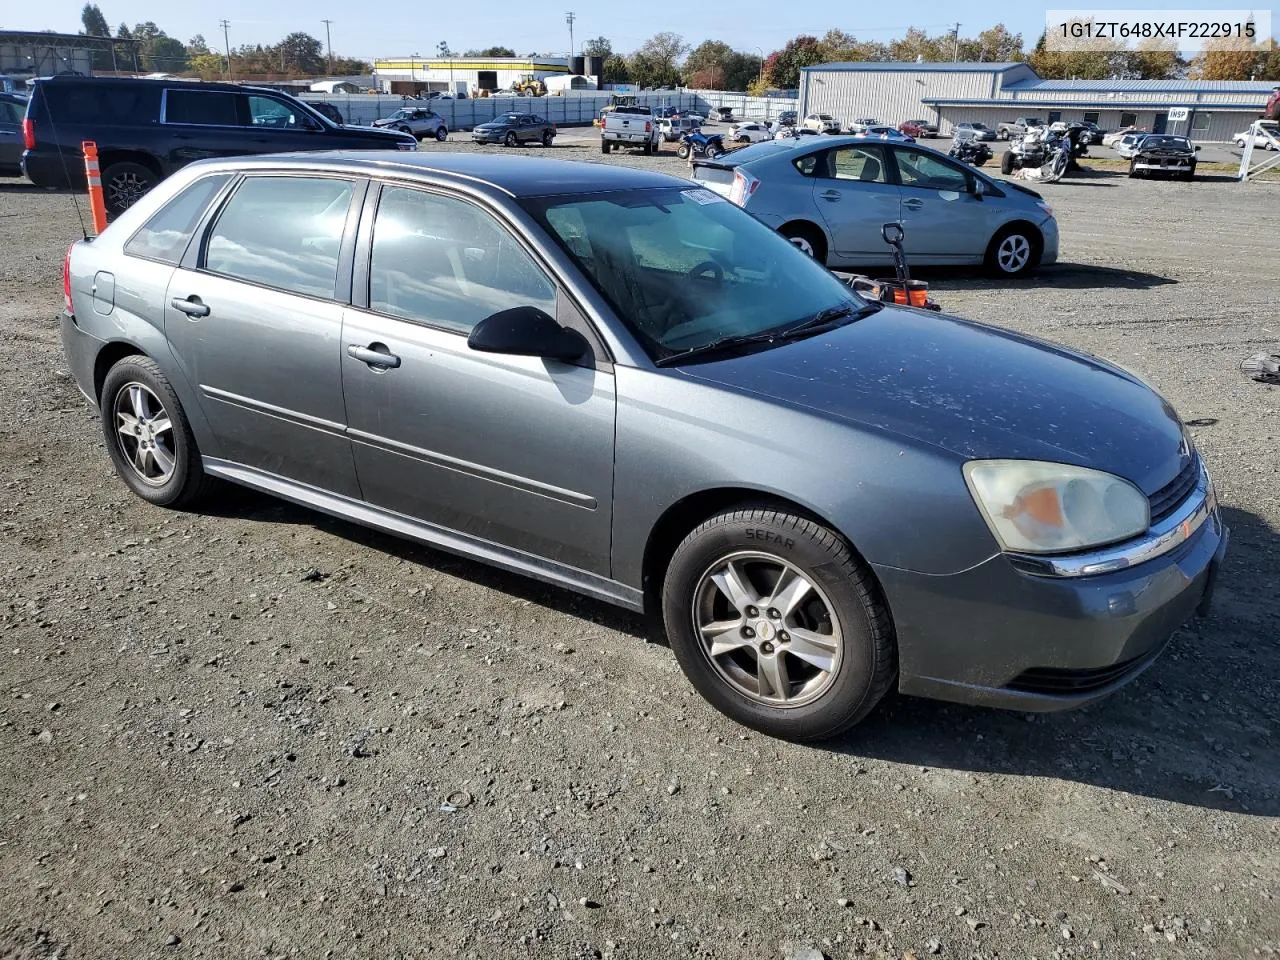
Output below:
[1141,136,1190,149]
[521,187,862,361]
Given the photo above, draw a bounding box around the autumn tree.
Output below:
[684,40,760,90]
[1123,39,1183,79]
[761,35,824,89]
[957,24,1025,62]
[1190,36,1262,79]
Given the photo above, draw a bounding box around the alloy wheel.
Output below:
[996,233,1031,273]
[107,171,150,212]
[692,552,842,707]
[113,382,176,485]
[787,235,815,257]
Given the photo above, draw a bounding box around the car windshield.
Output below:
[521,187,861,361]
[1142,136,1190,148]
[971,123,989,129]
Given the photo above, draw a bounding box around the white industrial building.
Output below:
[373,56,603,97]
[800,61,1276,142]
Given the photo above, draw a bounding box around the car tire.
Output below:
[396,124,412,135]
[542,130,553,147]
[985,225,1040,277]
[705,144,723,159]
[1128,160,1142,178]
[601,141,611,154]
[436,126,448,142]
[505,132,518,147]
[676,144,690,159]
[1184,163,1196,181]
[100,355,216,509]
[779,223,827,263]
[642,140,652,156]
[661,506,896,741]
[1000,150,1015,175]
[102,160,158,218]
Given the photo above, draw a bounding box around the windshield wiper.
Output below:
[654,302,879,367]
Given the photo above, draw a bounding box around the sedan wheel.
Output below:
[662,507,895,740]
[986,228,1037,277]
[113,382,176,487]
[505,131,518,147]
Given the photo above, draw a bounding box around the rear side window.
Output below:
[204,176,354,299]
[165,89,240,126]
[38,82,160,124]
[0,100,23,124]
[125,173,231,264]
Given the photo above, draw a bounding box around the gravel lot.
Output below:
[1,138,1278,960]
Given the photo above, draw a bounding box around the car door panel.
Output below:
[890,146,995,261]
[164,174,364,496]
[341,183,616,575]
[809,144,902,260]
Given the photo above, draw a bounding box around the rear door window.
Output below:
[829,145,888,182]
[203,176,355,299]
[164,89,241,126]
[40,82,160,124]
[125,173,231,264]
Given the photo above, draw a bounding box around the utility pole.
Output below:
[952,22,961,62]
[565,11,576,60]
[321,19,334,73]
[220,19,232,80]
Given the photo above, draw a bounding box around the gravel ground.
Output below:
[1,140,1278,960]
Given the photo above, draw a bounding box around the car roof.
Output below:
[187,152,692,198]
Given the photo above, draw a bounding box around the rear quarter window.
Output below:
[38,83,161,124]
[125,174,232,264]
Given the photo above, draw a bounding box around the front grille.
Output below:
[1006,648,1162,696]
[1148,454,1201,525]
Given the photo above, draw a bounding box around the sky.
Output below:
[19,0,1258,60]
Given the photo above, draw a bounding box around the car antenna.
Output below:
[37,83,90,240]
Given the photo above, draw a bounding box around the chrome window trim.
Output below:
[1010,463,1216,578]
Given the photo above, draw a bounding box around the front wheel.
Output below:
[985,226,1039,277]
[542,130,553,147]
[1183,163,1197,181]
[1000,151,1015,175]
[676,144,691,159]
[1128,160,1142,178]
[779,223,827,263]
[504,131,518,147]
[100,356,216,509]
[662,507,896,741]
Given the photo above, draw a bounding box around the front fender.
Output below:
[611,367,998,588]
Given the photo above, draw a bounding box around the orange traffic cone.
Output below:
[82,140,108,234]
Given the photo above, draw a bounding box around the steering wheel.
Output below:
[688,260,724,282]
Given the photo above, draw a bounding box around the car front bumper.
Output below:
[471,131,509,142]
[1039,216,1060,265]
[1134,158,1193,171]
[876,471,1227,712]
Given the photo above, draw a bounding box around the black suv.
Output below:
[22,76,416,215]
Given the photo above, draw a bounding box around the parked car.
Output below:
[19,76,415,216]
[862,125,914,142]
[1115,133,1149,159]
[310,101,345,126]
[953,121,997,141]
[689,136,1058,277]
[0,91,27,176]
[1075,121,1106,144]
[801,113,841,134]
[60,152,1225,741]
[997,117,1045,139]
[776,110,798,127]
[1101,126,1141,148]
[899,119,938,138]
[848,117,880,134]
[730,121,773,144]
[658,116,702,142]
[601,105,660,155]
[1128,134,1198,180]
[372,106,449,141]
[1233,122,1279,150]
[471,113,556,147]
[775,127,821,141]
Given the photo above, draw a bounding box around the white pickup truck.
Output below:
[601,106,661,155]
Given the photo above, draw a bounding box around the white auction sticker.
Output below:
[1045,9,1270,52]
[683,189,726,205]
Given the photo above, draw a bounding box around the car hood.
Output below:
[677,308,1186,495]
[474,122,513,130]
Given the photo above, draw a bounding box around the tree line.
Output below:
[77,4,1277,84]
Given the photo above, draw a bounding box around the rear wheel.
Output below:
[100,356,215,509]
[102,161,158,218]
[985,225,1039,277]
[642,140,652,156]
[706,144,723,159]
[779,223,827,264]
[601,140,612,154]
[676,144,691,159]
[1000,150,1015,175]
[435,126,448,141]
[661,507,896,741]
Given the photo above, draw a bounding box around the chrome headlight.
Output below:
[964,460,1150,554]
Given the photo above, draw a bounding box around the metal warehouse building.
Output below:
[372,56,603,97]
[800,61,1276,143]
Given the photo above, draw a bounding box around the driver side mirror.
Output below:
[1194,145,1201,152]
[467,306,587,363]
[970,178,986,198]
[881,222,904,245]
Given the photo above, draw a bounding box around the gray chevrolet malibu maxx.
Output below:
[60,153,1226,741]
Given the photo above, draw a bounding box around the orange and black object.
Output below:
[81,140,108,235]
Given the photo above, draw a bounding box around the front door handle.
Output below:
[170,296,210,317]
[347,343,401,369]
[903,198,924,210]
[820,189,841,201]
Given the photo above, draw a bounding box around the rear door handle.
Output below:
[347,343,401,369]
[170,296,210,317]
[820,190,841,201]
[903,198,924,210]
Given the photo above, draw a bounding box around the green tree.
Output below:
[1028,28,1119,79]
[437,41,454,58]
[115,23,130,39]
[187,34,209,55]
[131,21,186,72]
[685,40,734,88]
[761,35,824,89]
[581,36,613,59]
[81,3,109,36]
[464,46,517,57]
[637,32,688,71]
[603,54,630,83]
[276,32,324,73]
[957,24,1026,62]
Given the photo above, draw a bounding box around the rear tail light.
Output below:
[729,169,761,207]
[63,243,74,314]
[22,117,35,150]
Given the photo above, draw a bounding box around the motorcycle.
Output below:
[1002,122,1089,180]
[948,133,992,167]
[844,223,941,312]
[1241,352,1280,384]
[676,130,726,160]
